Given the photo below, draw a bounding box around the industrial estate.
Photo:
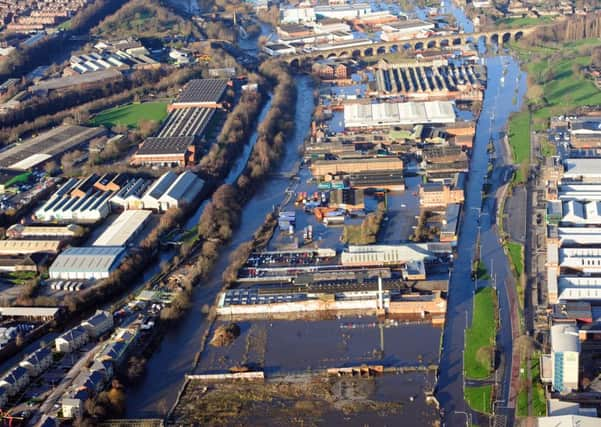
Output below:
[0,0,598,426]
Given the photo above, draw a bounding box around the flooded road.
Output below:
[126,76,315,418]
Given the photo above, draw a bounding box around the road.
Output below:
[436,55,527,426]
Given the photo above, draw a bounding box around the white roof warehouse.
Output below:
[344,100,455,129]
[49,246,125,280]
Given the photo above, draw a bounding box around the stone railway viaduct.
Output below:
[282,26,537,67]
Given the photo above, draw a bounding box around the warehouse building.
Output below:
[341,244,434,267]
[330,188,365,210]
[35,177,114,223]
[440,203,461,243]
[559,247,601,274]
[94,210,151,247]
[344,101,455,129]
[556,227,601,246]
[109,177,150,210]
[550,324,580,393]
[564,158,601,182]
[561,200,601,225]
[141,171,205,212]
[419,182,464,207]
[157,107,215,138]
[7,224,83,239]
[131,135,197,167]
[548,275,601,302]
[347,171,405,191]
[169,79,228,111]
[569,119,601,149]
[310,157,403,177]
[49,246,126,280]
[0,125,107,170]
[559,184,601,201]
[0,240,62,255]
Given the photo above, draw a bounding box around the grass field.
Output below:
[506,241,524,277]
[465,385,492,414]
[465,287,497,380]
[496,16,552,29]
[91,102,168,129]
[531,354,546,416]
[507,111,530,183]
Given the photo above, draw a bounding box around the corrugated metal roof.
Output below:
[94,210,151,246]
[49,246,124,274]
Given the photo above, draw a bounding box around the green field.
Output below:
[496,16,552,29]
[506,241,524,277]
[91,102,168,129]
[465,385,492,414]
[465,287,497,380]
[531,354,546,416]
[507,111,530,182]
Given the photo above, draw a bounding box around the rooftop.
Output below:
[174,79,228,105]
[136,136,195,156]
[49,246,125,274]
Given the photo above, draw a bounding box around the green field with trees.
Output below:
[506,13,601,181]
[465,287,497,379]
[91,102,168,129]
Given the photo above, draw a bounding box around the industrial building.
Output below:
[35,174,146,223]
[347,171,405,191]
[0,125,107,170]
[109,177,150,210]
[329,188,365,210]
[310,157,403,177]
[340,244,434,267]
[559,247,601,274]
[559,184,601,201]
[569,119,601,149]
[548,275,601,302]
[560,200,601,225]
[344,101,455,129]
[49,246,126,280]
[440,203,461,243]
[94,210,151,247]
[419,182,464,207]
[379,19,435,42]
[157,107,215,139]
[563,158,601,182]
[6,224,83,239]
[0,240,62,255]
[550,324,580,393]
[313,3,371,19]
[131,136,197,167]
[141,171,205,212]
[375,59,482,101]
[169,79,228,111]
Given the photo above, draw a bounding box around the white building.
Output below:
[344,101,455,129]
[49,246,126,280]
[550,324,580,393]
[314,3,371,19]
[281,6,316,23]
[19,347,52,377]
[93,210,151,247]
[341,244,434,266]
[55,326,89,353]
[263,43,297,56]
[564,158,601,182]
[141,171,205,212]
[380,20,435,42]
[81,310,114,338]
[560,247,601,274]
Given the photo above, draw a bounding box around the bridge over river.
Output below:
[283,27,536,66]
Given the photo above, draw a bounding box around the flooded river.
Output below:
[127,2,530,423]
